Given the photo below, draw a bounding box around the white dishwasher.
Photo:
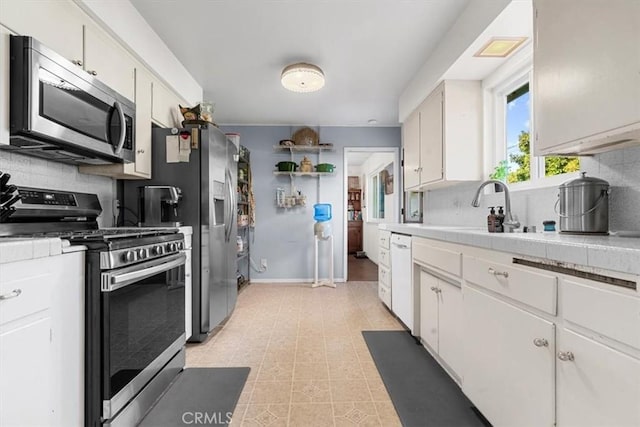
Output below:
[390,233,413,332]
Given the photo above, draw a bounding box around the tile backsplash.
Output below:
[424,145,640,232]
[0,150,115,227]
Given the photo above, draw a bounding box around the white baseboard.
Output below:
[250,278,347,284]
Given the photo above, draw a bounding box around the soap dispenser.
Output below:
[487,207,497,233]
[496,206,505,233]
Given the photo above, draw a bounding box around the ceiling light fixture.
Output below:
[474,37,527,58]
[281,62,325,93]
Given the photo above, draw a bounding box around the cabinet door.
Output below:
[438,280,462,377]
[0,0,84,65]
[557,329,640,427]
[84,22,135,101]
[0,316,53,426]
[184,249,193,340]
[463,286,555,427]
[0,25,11,146]
[419,86,443,184]
[419,270,439,352]
[134,67,153,176]
[403,109,421,190]
[152,79,182,128]
[533,0,640,154]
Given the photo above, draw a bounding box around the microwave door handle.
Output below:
[103,253,186,292]
[112,101,126,155]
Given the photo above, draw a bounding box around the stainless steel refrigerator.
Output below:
[123,124,237,342]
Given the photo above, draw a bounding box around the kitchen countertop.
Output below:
[0,237,67,264]
[379,223,640,276]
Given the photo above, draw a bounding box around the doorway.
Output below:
[343,147,400,282]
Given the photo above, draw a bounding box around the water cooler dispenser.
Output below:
[313,203,335,288]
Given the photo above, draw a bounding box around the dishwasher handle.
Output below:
[391,242,410,249]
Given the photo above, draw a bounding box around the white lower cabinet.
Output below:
[0,316,53,426]
[463,285,555,427]
[556,329,640,427]
[419,270,463,379]
[0,251,84,427]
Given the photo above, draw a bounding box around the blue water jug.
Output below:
[313,203,332,222]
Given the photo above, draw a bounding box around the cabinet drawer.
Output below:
[1,269,52,325]
[563,279,640,350]
[379,265,390,287]
[379,230,391,249]
[379,247,390,268]
[413,238,461,277]
[464,255,557,315]
[378,282,391,309]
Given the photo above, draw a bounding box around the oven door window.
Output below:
[103,260,185,400]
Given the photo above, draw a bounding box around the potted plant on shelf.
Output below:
[489,160,509,192]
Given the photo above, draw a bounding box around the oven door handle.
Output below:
[102,253,186,292]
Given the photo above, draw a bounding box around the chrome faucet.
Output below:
[471,180,520,232]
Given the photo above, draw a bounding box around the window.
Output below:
[492,63,579,188]
[368,163,392,221]
[505,83,531,183]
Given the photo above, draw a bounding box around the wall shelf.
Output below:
[273,145,334,152]
[273,171,334,177]
[237,144,251,289]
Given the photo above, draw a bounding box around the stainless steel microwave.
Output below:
[7,35,135,165]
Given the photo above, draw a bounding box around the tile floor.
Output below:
[186,281,405,427]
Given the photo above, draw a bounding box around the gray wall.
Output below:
[423,145,640,232]
[220,125,401,282]
[0,151,115,226]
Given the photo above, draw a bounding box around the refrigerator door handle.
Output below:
[225,167,234,243]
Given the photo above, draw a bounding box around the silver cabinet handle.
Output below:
[558,351,575,361]
[533,338,549,347]
[488,267,509,278]
[72,59,83,66]
[87,70,98,76]
[0,289,22,300]
[430,286,437,292]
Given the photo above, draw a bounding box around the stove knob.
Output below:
[122,250,136,263]
[137,248,148,259]
[168,242,177,252]
[177,241,184,250]
[152,245,164,256]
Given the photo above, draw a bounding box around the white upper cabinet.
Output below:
[402,109,421,190]
[84,21,136,102]
[403,80,482,191]
[79,65,153,179]
[0,25,11,145]
[152,79,184,128]
[533,0,640,155]
[0,0,84,66]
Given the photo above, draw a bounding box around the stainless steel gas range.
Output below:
[0,187,187,426]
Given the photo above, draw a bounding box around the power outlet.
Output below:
[260,258,268,270]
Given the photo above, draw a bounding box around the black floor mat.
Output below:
[363,331,489,427]
[139,367,250,427]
